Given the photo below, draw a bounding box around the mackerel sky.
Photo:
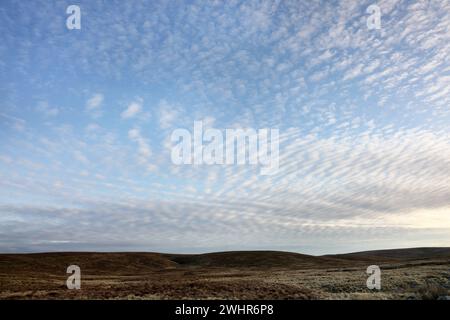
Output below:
[0,0,449,254]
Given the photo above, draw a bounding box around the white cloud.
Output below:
[86,94,104,110]
[128,128,153,171]
[36,101,59,117]
[158,100,180,129]
[121,99,143,119]
[85,93,104,118]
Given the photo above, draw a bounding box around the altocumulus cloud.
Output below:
[0,0,449,253]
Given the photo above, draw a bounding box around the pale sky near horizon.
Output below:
[0,0,449,254]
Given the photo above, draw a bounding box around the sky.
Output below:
[0,0,449,255]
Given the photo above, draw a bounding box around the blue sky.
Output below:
[0,0,449,254]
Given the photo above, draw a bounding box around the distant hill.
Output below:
[163,251,344,268]
[0,252,177,275]
[1,248,449,275]
[324,247,450,262]
[0,251,343,274]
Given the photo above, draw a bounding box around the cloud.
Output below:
[158,100,180,129]
[128,128,155,172]
[121,99,143,119]
[85,93,104,117]
[1,0,449,253]
[36,101,59,117]
[0,113,26,132]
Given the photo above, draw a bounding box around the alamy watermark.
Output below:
[170,121,279,175]
[65,4,380,31]
[366,4,381,30]
[366,265,381,290]
[66,5,81,30]
[66,265,81,289]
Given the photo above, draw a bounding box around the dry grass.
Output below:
[1,250,449,300]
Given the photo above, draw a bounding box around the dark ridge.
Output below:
[163,250,345,268]
[1,248,449,275]
[324,247,450,262]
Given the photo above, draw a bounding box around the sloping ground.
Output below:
[325,247,450,263]
[0,252,177,275]
[164,251,346,269]
[0,248,449,299]
[0,251,346,275]
[1,248,449,276]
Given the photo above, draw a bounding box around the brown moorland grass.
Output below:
[1,248,449,300]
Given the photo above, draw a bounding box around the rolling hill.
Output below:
[1,247,449,299]
[1,247,449,275]
[324,247,450,263]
